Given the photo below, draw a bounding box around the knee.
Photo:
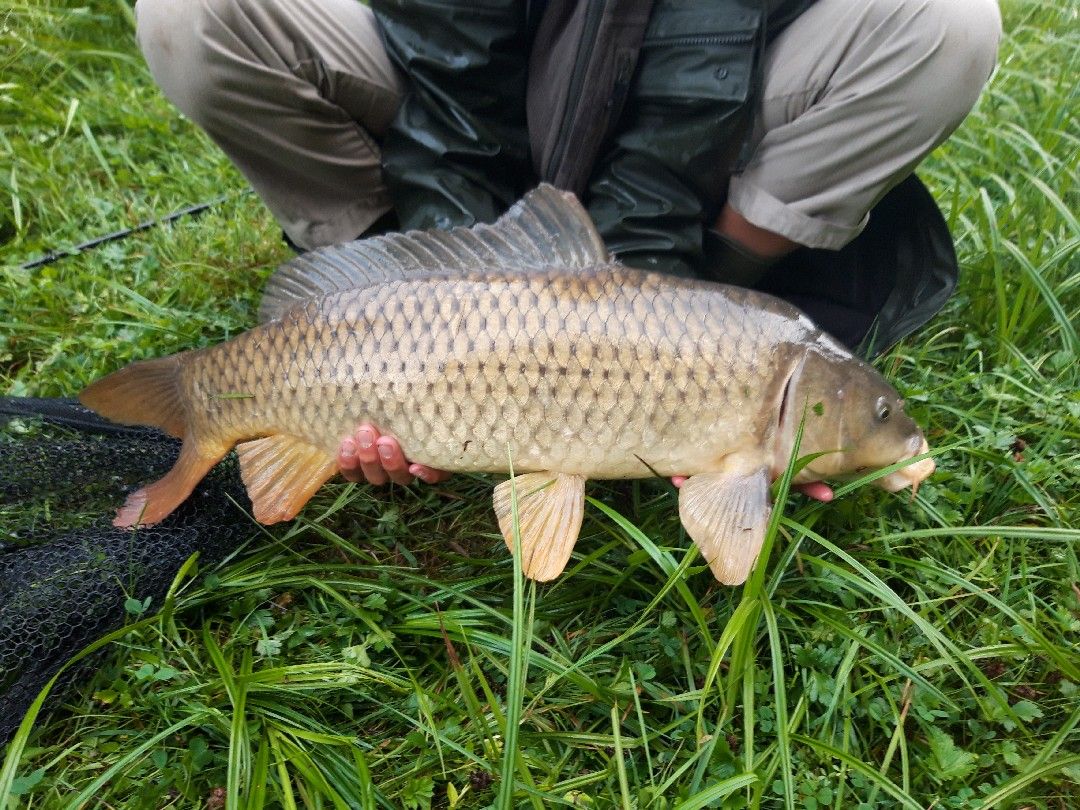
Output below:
[922,0,1001,86]
[134,0,240,125]
[910,0,1001,117]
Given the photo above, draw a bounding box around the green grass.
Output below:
[2,0,1079,807]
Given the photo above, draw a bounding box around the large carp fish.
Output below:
[81,185,934,585]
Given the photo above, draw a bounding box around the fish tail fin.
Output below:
[79,353,190,438]
[112,441,227,527]
[80,352,229,526]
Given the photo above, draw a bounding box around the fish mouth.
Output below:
[874,438,935,493]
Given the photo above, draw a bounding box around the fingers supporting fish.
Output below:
[675,474,834,503]
[408,464,453,485]
[339,426,386,485]
[375,437,417,486]
[338,424,451,486]
[793,481,834,502]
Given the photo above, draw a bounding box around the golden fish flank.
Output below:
[79,185,935,585]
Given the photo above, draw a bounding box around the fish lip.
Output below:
[875,438,935,493]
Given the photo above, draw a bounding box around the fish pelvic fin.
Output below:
[236,435,338,524]
[258,184,609,322]
[79,353,190,438]
[493,471,587,582]
[114,440,228,527]
[679,464,771,586]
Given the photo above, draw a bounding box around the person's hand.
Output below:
[670,476,834,502]
[790,480,834,502]
[338,425,451,486]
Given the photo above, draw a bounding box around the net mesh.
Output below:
[0,397,251,744]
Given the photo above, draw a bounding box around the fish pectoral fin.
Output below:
[679,466,771,586]
[492,472,587,582]
[236,435,338,525]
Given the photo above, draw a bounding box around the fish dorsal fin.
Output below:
[473,183,609,269]
[258,184,609,322]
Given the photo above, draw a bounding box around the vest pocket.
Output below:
[612,4,763,200]
[633,4,760,104]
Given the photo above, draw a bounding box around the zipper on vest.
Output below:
[549,1,606,180]
[643,32,755,47]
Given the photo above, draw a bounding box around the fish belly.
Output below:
[188,269,803,478]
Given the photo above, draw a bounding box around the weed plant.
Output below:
[1,1,1078,807]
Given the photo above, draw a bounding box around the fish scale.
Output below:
[80,185,934,584]
[182,269,797,479]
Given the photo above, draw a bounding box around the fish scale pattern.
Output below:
[186,267,815,479]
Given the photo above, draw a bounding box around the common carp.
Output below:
[80,185,934,585]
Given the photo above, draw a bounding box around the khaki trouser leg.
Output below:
[135,0,405,250]
[729,0,1002,250]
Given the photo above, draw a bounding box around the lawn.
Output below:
[1,1,1078,808]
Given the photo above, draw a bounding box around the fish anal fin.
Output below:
[492,471,586,582]
[115,441,227,527]
[679,464,771,586]
[236,435,338,524]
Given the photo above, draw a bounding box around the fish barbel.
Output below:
[80,185,935,584]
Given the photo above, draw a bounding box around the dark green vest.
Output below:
[371,0,957,356]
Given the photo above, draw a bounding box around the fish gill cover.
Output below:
[0,397,251,744]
